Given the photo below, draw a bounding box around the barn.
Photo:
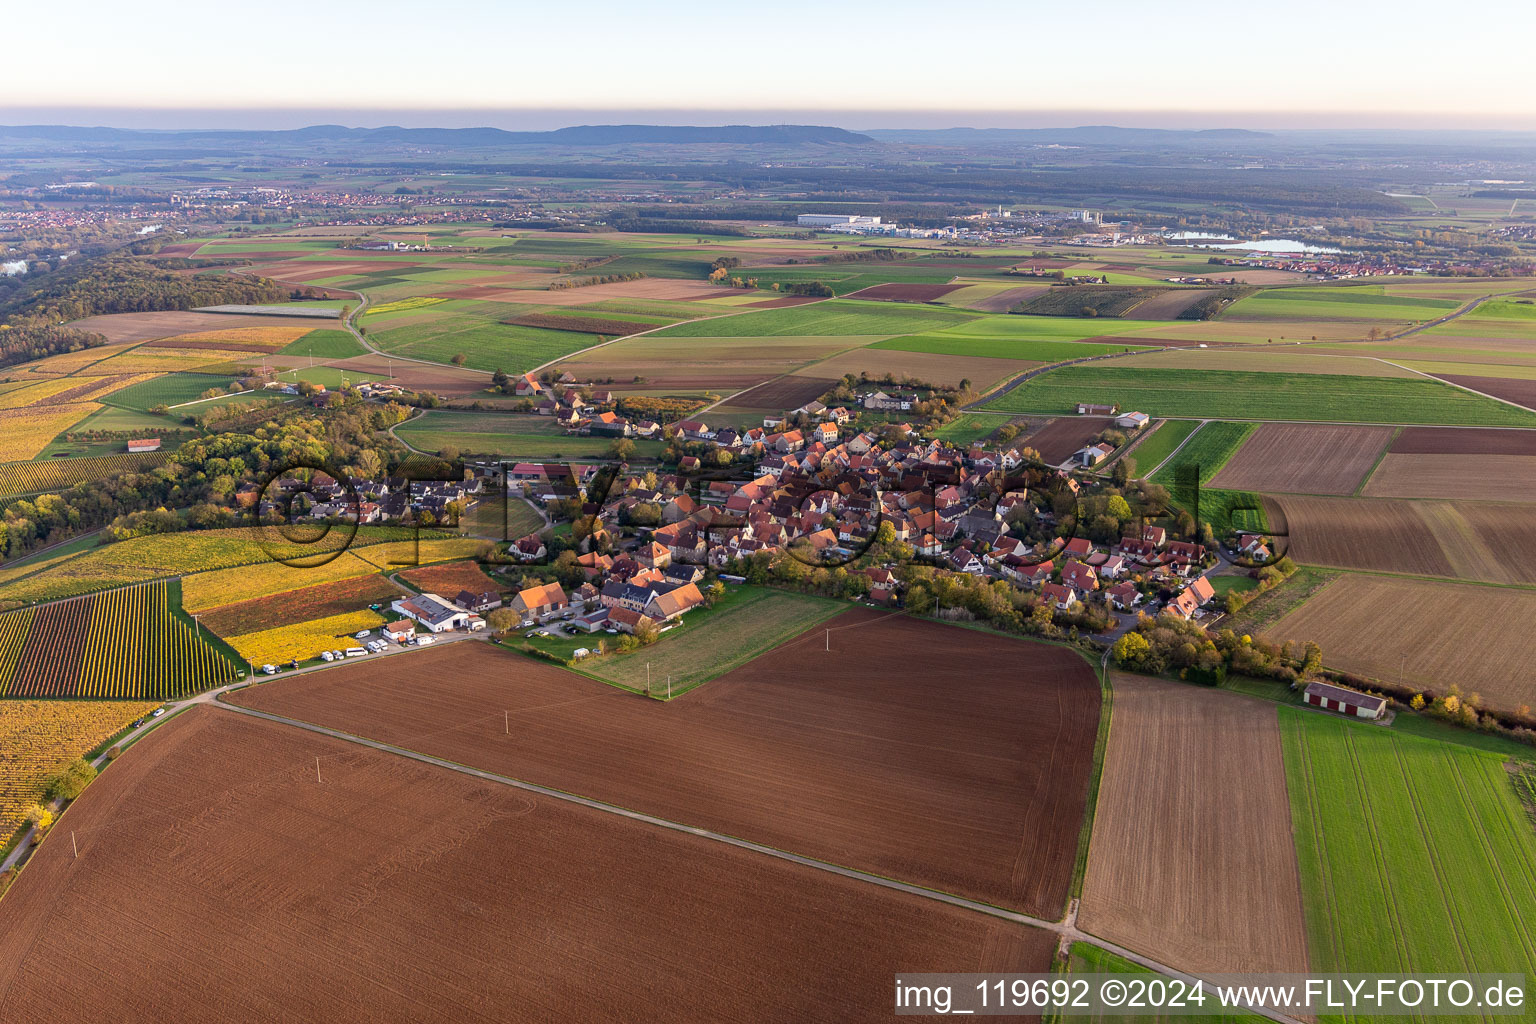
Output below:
[1302,681,1387,720]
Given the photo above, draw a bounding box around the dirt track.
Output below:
[0,707,1055,1023]
[1080,675,1309,975]
[230,611,1101,918]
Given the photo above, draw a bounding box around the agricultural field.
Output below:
[100,372,242,412]
[932,413,1006,445]
[1265,574,1536,711]
[0,708,1054,1023]
[572,587,843,696]
[397,558,501,597]
[0,526,416,605]
[1122,418,1200,476]
[1390,426,1536,455]
[276,327,366,359]
[1226,286,1459,322]
[0,700,158,844]
[983,366,1536,425]
[1021,416,1116,463]
[180,550,384,613]
[1361,453,1536,501]
[1062,944,1265,1024]
[0,452,169,498]
[1112,346,1422,378]
[553,333,861,392]
[198,573,401,637]
[232,610,1102,917]
[367,313,603,373]
[0,404,103,461]
[454,494,545,540]
[649,298,975,338]
[1208,423,1396,495]
[708,375,835,415]
[396,411,663,459]
[1281,709,1536,982]
[791,346,1025,391]
[1,582,235,699]
[1264,494,1536,584]
[1151,421,1265,534]
[869,332,1147,362]
[1081,675,1308,975]
[225,608,385,666]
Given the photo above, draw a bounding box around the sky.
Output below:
[5,0,1533,129]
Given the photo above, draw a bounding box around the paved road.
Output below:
[208,695,1306,1024]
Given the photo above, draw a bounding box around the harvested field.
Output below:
[319,355,488,396]
[67,311,300,344]
[1080,675,1307,975]
[1265,574,1536,712]
[1208,423,1395,494]
[1391,425,1536,455]
[0,708,1055,1024]
[1438,373,1536,409]
[1264,494,1536,584]
[846,282,965,302]
[397,559,501,597]
[744,294,824,308]
[794,347,1027,391]
[1362,453,1536,501]
[1022,416,1114,463]
[461,280,742,305]
[231,611,1101,918]
[717,375,835,410]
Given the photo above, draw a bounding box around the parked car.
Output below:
[150,708,165,718]
[525,631,537,639]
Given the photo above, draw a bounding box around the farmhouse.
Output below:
[383,620,416,643]
[1303,681,1388,720]
[510,582,569,622]
[454,589,503,613]
[390,593,472,633]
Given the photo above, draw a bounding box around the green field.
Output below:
[932,413,1005,445]
[1062,943,1264,1024]
[1150,421,1255,487]
[277,328,367,359]
[1281,709,1536,992]
[1151,421,1265,533]
[872,332,1147,362]
[651,298,976,338]
[102,372,241,411]
[982,366,1536,425]
[368,313,602,372]
[1124,419,1201,476]
[1228,287,1459,321]
[575,587,844,696]
[396,410,660,458]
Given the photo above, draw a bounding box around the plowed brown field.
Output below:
[1210,423,1394,494]
[68,311,304,344]
[1080,675,1308,974]
[231,611,1101,918]
[0,708,1055,1023]
[1264,574,1536,711]
[1023,417,1114,463]
[1265,494,1536,584]
[1391,426,1536,455]
[1438,374,1536,409]
[1361,453,1536,502]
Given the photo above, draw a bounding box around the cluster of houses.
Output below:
[240,473,481,525]
[491,409,1225,627]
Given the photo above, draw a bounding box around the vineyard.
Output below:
[226,609,385,666]
[0,700,158,843]
[0,452,170,498]
[0,403,103,461]
[0,582,236,699]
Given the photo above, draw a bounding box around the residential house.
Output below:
[509,582,569,622]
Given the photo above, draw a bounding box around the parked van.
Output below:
[344,647,367,658]
[262,664,276,675]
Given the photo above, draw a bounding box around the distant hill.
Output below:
[0,123,874,147]
[863,126,1273,146]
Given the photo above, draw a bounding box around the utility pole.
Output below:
[667,675,672,700]
[316,757,322,784]
[72,831,78,859]
[825,628,830,652]
[646,662,651,695]
[504,710,509,735]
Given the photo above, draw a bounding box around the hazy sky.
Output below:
[6,0,1533,128]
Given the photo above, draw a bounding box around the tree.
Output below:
[635,618,661,646]
[450,353,467,366]
[44,758,97,801]
[486,608,519,634]
[1112,631,1152,668]
[608,437,636,460]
